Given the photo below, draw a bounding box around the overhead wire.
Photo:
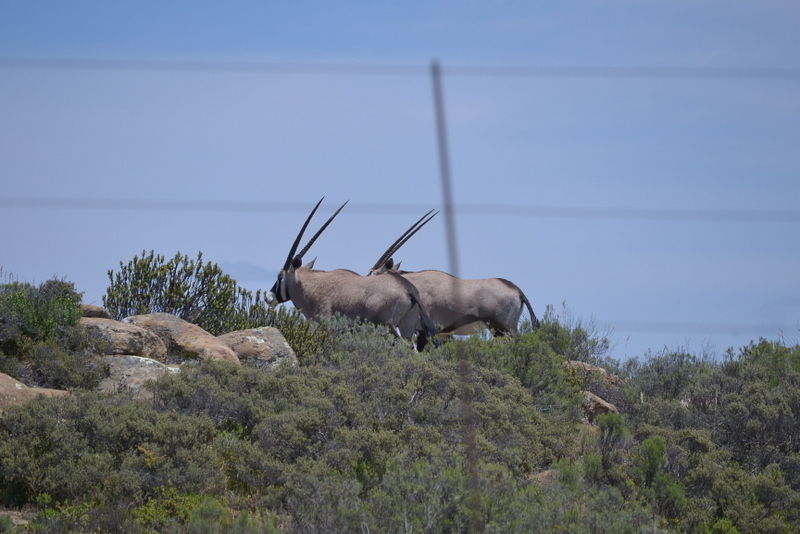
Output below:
[1,196,798,223]
[2,57,800,80]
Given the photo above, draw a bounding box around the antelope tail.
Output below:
[521,293,541,330]
[411,294,440,350]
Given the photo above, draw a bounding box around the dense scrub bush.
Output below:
[0,277,104,389]
[0,278,83,348]
[617,340,800,533]
[141,317,591,530]
[0,392,224,508]
[23,490,283,534]
[5,269,800,534]
[533,303,612,365]
[447,329,585,420]
[623,340,800,484]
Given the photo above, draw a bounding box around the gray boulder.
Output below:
[218,327,297,369]
[81,317,168,361]
[123,313,240,365]
[97,355,180,399]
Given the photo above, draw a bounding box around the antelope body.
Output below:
[368,212,540,336]
[380,267,540,335]
[266,199,438,350]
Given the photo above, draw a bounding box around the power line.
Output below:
[445,65,800,80]
[2,57,800,80]
[0,57,426,76]
[1,196,798,223]
[604,321,798,337]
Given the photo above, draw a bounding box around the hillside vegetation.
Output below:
[1,260,799,533]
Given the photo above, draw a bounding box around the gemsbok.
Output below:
[265,198,438,350]
[368,214,541,337]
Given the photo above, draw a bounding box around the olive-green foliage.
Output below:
[596,413,631,479]
[619,340,800,533]
[0,278,102,389]
[23,489,282,534]
[534,303,612,365]
[0,392,224,508]
[7,278,800,534]
[0,278,83,351]
[448,329,585,420]
[144,316,592,531]
[0,280,82,352]
[265,306,329,362]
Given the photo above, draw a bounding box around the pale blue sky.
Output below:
[1,1,798,359]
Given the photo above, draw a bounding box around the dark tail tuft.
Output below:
[412,295,440,350]
[522,294,541,330]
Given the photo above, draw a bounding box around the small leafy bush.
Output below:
[534,303,612,365]
[266,306,330,362]
[9,338,105,390]
[0,277,103,389]
[0,278,83,352]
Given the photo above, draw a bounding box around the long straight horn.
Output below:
[294,200,349,263]
[283,197,325,270]
[371,210,438,270]
[387,209,438,264]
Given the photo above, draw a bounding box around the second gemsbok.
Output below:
[368,213,540,336]
[266,198,438,350]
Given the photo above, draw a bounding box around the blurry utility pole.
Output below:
[431,59,484,534]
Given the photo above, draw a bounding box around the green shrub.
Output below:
[0,278,102,389]
[0,392,224,507]
[447,330,585,420]
[0,278,83,352]
[141,317,579,529]
[265,306,330,362]
[535,303,612,364]
[22,489,283,534]
[6,288,800,533]
[6,338,105,390]
[596,412,632,484]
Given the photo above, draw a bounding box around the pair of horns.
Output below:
[371,209,438,271]
[283,197,349,271]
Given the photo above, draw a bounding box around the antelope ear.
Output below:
[385,258,394,269]
[292,256,303,269]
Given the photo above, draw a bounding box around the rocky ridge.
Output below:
[1,305,619,422]
[0,306,297,412]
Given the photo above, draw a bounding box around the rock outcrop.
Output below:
[0,372,69,416]
[81,303,112,319]
[565,360,624,388]
[0,306,297,411]
[97,355,180,399]
[81,317,168,361]
[583,390,619,423]
[123,313,240,364]
[217,327,298,368]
